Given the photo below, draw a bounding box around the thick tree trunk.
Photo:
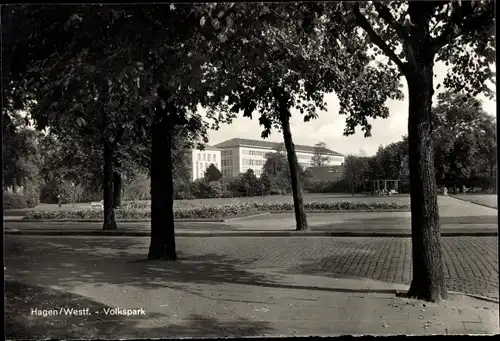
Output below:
[102,145,117,230]
[148,110,177,261]
[113,171,122,208]
[279,107,308,231]
[406,64,447,302]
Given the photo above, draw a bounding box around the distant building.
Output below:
[187,145,222,181]
[213,138,344,178]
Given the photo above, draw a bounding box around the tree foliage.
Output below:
[342,155,371,194]
[2,112,41,189]
[432,91,496,188]
[311,141,330,167]
[204,164,223,182]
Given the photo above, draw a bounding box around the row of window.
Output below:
[242,149,268,157]
[197,153,218,162]
[222,150,233,156]
[221,159,233,167]
[242,158,266,166]
[221,168,264,178]
[196,162,218,171]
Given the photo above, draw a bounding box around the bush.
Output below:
[207,181,224,198]
[40,180,99,204]
[304,179,349,193]
[123,173,151,201]
[4,191,39,209]
[23,200,410,220]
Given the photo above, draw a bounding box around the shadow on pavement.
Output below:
[4,237,410,299]
[5,280,275,339]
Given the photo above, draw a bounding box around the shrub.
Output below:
[24,200,410,220]
[207,181,224,198]
[40,180,98,204]
[4,191,39,209]
[304,179,349,193]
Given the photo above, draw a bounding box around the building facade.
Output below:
[214,138,344,178]
[187,146,222,181]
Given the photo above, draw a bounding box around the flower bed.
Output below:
[23,201,410,220]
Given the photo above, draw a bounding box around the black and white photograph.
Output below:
[2,1,498,338]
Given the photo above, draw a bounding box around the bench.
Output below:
[90,201,103,209]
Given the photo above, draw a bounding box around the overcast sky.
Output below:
[207,61,496,157]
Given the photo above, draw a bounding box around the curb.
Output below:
[448,291,500,304]
[270,209,410,214]
[449,195,498,210]
[7,218,227,223]
[4,229,497,237]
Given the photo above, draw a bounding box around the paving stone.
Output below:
[463,321,499,334]
[5,235,499,300]
[5,235,500,338]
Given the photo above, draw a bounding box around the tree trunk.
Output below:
[113,171,122,208]
[406,63,447,302]
[279,107,308,231]
[148,109,177,261]
[102,144,117,230]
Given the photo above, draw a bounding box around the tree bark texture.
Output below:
[102,144,117,230]
[279,106,309,231]
[148,109,177,261]
[113,171,122,208]
[406,64,447,302]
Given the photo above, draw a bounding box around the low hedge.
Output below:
[22,200,410,220]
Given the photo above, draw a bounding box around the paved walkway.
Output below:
[4,211,498,237]
[451,194,498,209]
[5,236,499,337]
[5,235,499,299]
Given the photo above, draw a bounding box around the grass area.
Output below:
[451,194,498,209]
[172,193,410,208]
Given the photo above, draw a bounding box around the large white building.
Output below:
[213,138,344,178]
[187,146,222,181]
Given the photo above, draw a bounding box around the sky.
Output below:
[207,61,496,157]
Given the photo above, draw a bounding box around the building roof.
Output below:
[202,145,222,151]
[214,138,344,156]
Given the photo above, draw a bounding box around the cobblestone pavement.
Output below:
[5,235,498,300]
